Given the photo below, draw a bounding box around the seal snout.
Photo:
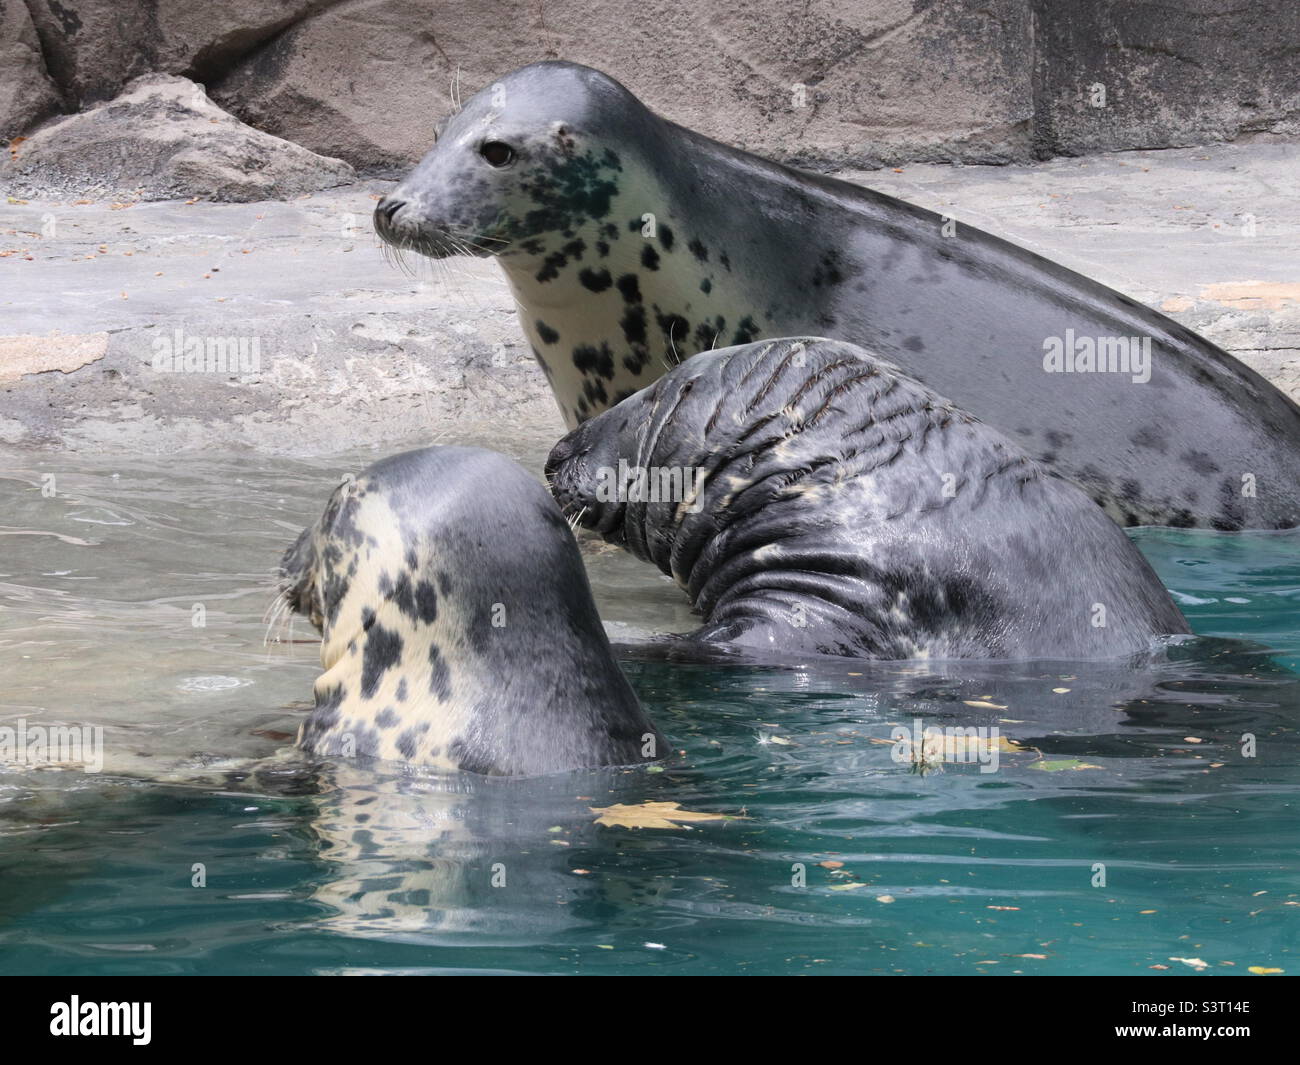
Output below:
[277,526,323,630]
[544,434,593,524]
[373,195,409,242]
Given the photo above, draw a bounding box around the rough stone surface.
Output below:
[209,0,1037,171]
[20,0,330,109]
[7,1,1296,171]
[1,74,355,202]
[1032,0,1300,158]
[0,331,107,382]
[0,143,1294,456]
[0,0,61,140]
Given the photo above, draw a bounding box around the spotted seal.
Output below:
[278,445,664,775]
[546,337,1191,660]
[374,60,1300,531]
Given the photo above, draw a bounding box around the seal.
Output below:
[374,60,1300,531]
[545,337,1192,661]
[278,444,664,775]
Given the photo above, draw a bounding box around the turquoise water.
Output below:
[1,449,1298,975]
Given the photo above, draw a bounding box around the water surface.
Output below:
[1,443,1297,975]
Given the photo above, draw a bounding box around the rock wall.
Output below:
[5,0,1296,171]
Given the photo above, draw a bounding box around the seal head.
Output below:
[280,445,663,775]
[547,338,1191,661]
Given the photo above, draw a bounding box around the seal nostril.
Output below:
[375,197,405,227]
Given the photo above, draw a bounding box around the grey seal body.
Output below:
[279,445,663,776]
[546,338,1191,661]
[376,60,1300,531]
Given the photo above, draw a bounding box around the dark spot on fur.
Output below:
[811,250,845,287]
[573,342,616,379]
[1181,450,1221,476]
[688,238,708,263]
[655,311,690,349]
[361,624,403,698]
[1131,426,1167,453]
[641,245,660,271]
[732,316,759,344]
[578,267,612,292]
[616,273,642,304]
[396,728,420,759]
[428,644,451,701]
[620,305,647,346]
[536,320,560,345]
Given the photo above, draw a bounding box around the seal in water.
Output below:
[545,338,1191,661]
[374,60,1300,531]
[278,445,664,775]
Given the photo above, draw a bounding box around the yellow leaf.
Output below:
[963,700,1007,709]
[876,895,896,903]
[1248,966,1283,975]
[590,801,731,830]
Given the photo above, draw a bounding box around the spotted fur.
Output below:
[375,61,1300,530]
[279,446,664,775]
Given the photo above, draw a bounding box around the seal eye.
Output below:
[480,141,516,168]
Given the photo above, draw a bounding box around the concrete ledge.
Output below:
[0,142,1295,455]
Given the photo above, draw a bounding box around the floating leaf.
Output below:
[1248,966,1283,975]
[963,700,1007,710]
[1031,759,1102,772]
[590,801,730,830]
[876,895,896,903]
[1170,956,1209,970]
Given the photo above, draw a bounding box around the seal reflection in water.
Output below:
[279,445,663,775]
[374,60,1300,530]
[547,338,1191,661]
